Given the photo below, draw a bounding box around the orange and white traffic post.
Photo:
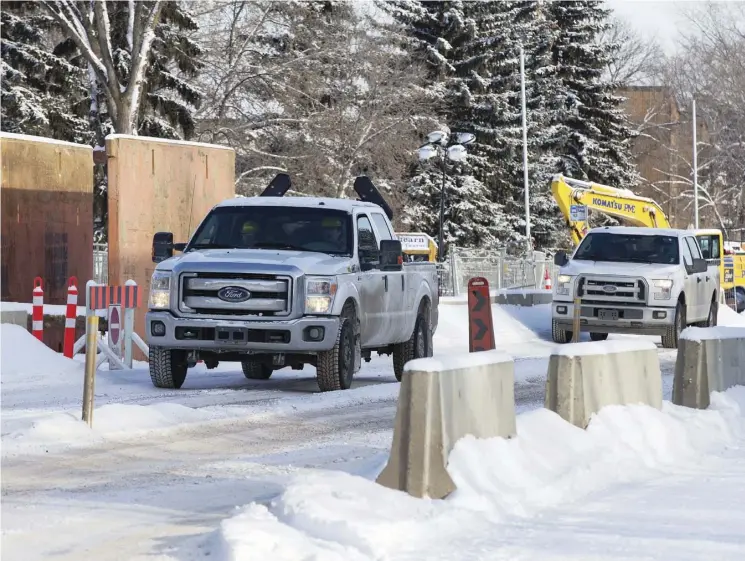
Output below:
[32,277,44,341]
[543,267,552,290]
[63,277,78,358]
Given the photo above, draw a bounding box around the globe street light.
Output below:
[418,130,475,261]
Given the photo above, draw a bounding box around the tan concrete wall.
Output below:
[672,328,745,409]
[106,134,236,357]
[376,351,516,499]
[545,340,663,428]
[1,132,93,314]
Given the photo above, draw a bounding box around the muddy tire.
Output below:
[149,346,188,389]
[552,319,572,344]
[316,315,356,392]
[393,311,431,382]
[662,300,686,349]
[705,299,718,327]
[241,361,273,380]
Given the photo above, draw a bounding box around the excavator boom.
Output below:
[551,174,671,246]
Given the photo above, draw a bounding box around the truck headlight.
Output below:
[305,277,337,314]
[652,279,673,300]
[556,274,574,296]
[149,271,171,309]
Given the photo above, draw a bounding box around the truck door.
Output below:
[356,215,388,347]
[683,236,706,321]
[371,213,407,343]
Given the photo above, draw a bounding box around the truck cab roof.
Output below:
[215,195,383,214]
[587,226,694,238]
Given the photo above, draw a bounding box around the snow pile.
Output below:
[215,389,745,561]
[719,305,745,326]
[0,323,80,377]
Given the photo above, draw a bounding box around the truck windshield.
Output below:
[574,232,680,265]
[187,206,353,255]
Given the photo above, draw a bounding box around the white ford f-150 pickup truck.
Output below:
[551,226,719,348]
[145,174,438,392]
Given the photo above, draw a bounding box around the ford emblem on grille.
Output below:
[217,286,251,303]
[602,285,617,293]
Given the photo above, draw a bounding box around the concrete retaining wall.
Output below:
[672,327,745,409]
[376,350,516,499]
[545,340,662,428]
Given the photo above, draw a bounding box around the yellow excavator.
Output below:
[551,174,745,311]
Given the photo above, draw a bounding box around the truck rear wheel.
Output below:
[241,360,273,380]
[393,311,431,382]
[551,319,572,344]
[662,301,685,349]
[316,316,355,392]
[149,346,188,389]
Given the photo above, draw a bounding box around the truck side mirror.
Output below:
[380,239,403,271]
[554,251,569,267]
[152,232,174,263]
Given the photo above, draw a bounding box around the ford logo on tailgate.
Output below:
[217,286,251,303]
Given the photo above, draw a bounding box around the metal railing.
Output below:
[93,243,108,285]
[437,246,558,297]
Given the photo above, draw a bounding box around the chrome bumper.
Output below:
[552,301,676,336]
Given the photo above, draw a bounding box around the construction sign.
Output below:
[467,277,495,352]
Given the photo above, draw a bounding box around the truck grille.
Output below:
[180,273,292,317]
[577,275,647,304]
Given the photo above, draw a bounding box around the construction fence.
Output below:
[437,247,558,297]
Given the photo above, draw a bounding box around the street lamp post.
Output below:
[418,130,475,261]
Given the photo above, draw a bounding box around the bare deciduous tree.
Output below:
[599,16,666,86]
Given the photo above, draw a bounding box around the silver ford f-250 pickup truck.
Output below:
[146,174,439,392]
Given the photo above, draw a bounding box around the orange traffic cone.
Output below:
[543,268,552,290]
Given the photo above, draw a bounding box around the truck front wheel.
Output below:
[241,360,273,380]
[393,311,431,382]
[149,346,188,389]
[662,301,685,349]
[316,316,356,392]
[551,319,572,344]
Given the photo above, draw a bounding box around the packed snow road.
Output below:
[2,301,733,561]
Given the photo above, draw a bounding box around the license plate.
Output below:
[598,309,619,321]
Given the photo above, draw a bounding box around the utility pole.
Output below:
[520,46,531,253]
[693,98,699,228]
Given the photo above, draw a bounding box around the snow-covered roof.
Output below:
[215,195,383,213]
[0,131,93,150]
[587,226,691,238]
[105,133,235,152]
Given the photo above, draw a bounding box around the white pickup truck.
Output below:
[551,226,719,348]
[145,175,439,392]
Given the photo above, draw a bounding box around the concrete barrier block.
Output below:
[673,327,745,409]
[545,340,662,428]
[376,350,516,499]
[1,310,28,328]
[494,290,552,307]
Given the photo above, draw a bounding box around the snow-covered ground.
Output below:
[2,302,745,560]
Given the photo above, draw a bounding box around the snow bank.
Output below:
[551,338,657,357]
[682,325,745,342]
[0,324,80,376]
[215,389,745,561]
[719,305,745,327]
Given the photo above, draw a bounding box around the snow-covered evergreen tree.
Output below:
[1,1,93,144]
[376,1,511,250]
[546,0,640,187]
